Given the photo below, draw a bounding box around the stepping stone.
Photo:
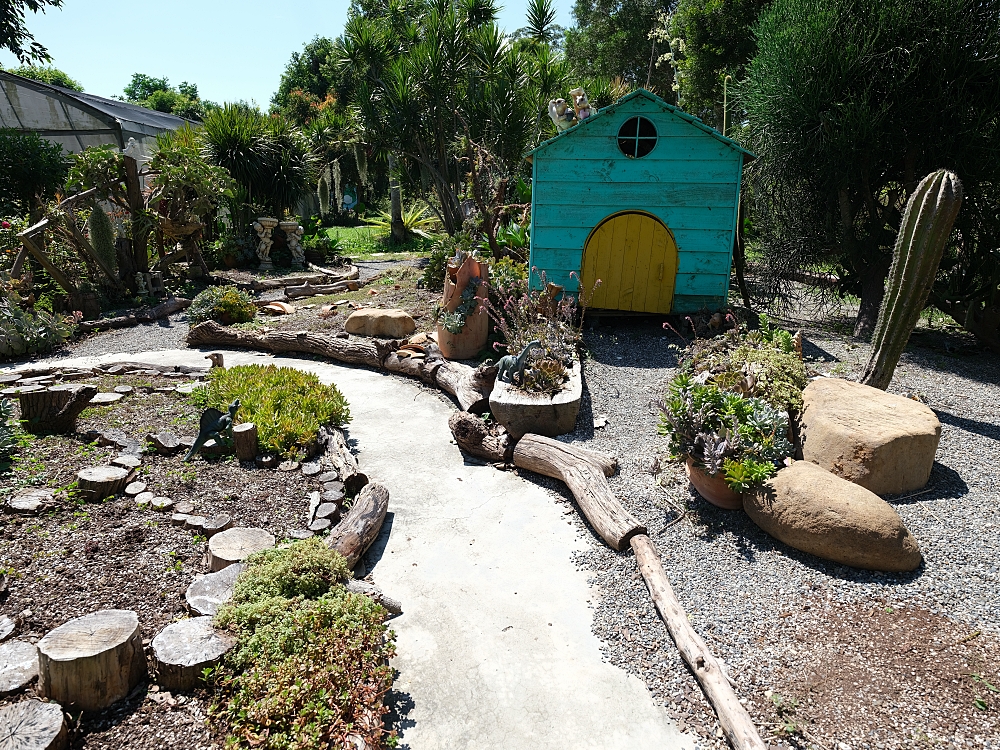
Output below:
[317,471,339,483]
[184,516,207,531]
[124,482,147,497]
[134,492,155,508]
[150,497,174,512]
[0,640,39,695]
[279,460,300,472]
[322,480,345,494]
[203,515,233,537]
[147,430,181,456]
[301,462,322,477]
[1,385,44,397]
[113,385,134,395]
[77,466,130,500]
[151,616,235,691]
[89,393,123,405]
[322,488,345,504]
[208,527,276,572]
[0,699,67,750]
[111,455,141,470]
[0,616,14,642]
[155,387,175,394]
[308,518,332,532]
[6,488,53,515]
[171,513,192,526]
[18,376,53,385]
[287,529,314,540]
[185,563,243,615]
[175,382,198,395]
[174,501,195,515]
[315,502,338,520]
[0,373,21,384]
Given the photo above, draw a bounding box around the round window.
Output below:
[617,116,657,158]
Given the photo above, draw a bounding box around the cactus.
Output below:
[87,204,118,273]
[861,170,963,389]
[317,172,331,217]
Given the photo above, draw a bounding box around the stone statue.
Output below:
[285,223,306,269]
[253,218,278,271]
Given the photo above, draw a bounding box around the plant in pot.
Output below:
[658,373,793,509]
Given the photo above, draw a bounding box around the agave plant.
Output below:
[366,202,438,236]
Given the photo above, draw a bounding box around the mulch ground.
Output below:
[0,373,338,749]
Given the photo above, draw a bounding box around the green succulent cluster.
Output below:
[188,285,257,325]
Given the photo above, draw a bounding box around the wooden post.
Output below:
[233,422,259,462]
[123,154,149,274]
[77,466,131,501]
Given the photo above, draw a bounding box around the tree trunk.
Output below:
[233,423,259,462]
[123,155,149,275]
[513,434,643,551]
[18,385,97,434]
[77,466,131,501]
[0,700,68,750]
[732,195,753,309]
[387,154,406,244]
[322,427,369,497]
[853,263,889,340]
[632,535,767,750]
[448,411,513,463]
[115,237,139,295]
[327,482,389,569]
[151,616,235,691]
[37,609,147,712]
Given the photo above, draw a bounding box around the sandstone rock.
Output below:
[799,378,941,495]
[0,640,39,695]
[489,358,583,440]
[344,308,416,338]
[745,461,922,572]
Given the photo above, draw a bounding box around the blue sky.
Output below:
[0,0,576,107]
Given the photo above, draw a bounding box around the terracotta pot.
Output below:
[684,457,743,510]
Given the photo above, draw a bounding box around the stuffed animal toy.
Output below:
[548,98,577,131]
[568,87,595,121]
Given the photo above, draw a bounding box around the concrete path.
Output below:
[8,349,693,750]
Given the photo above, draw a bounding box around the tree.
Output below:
[0,128,66,218]
[739,0,1000,338]
[564,0,674,97]
[4,63,82,90]
[0,0,62,63]
[512,0,564,49]
[122,73,208,120]
[272,36,343,124]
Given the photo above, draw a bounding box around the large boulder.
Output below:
[344,308,416,338]
[799,378,941,495]
[745,461,922,572]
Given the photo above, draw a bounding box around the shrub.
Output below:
[0,272,77,359]
[0,398,17,455]
[192,364,350,457]
[214,540,396,750]
[188,286,257,325]
[420,232,476,293]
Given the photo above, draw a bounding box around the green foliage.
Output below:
[214,540,395,750]
[0,128,66,215]
[123,73,208,120]
[86,204,117,273]
[0,0,63,63]
[5,63,81,90]
[739,0,1000,337]
[192,364,351,457]
[490,256,528,298]
[0,397,17,454]
[658,373,793,490]
[0,272,76,359]
[272,36,342,122]
[435,277,482,333]
[188,286,257,325]
[366,202,438,235]
[148,127,234,225]
[421,232,476,292]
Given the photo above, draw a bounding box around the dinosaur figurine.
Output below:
[496,340,542,384]
[184,399,240,462]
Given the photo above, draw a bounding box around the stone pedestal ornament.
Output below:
[281,221,306,269]
[253,217,278,271]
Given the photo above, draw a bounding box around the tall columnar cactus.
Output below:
[87,204,118,273]
[862,170,963,389]
[317,172,331,217]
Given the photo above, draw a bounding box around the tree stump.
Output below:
[17,385,97,434]
[207,528,275,572]
[0,700,68,750]
[185,563,243,616]
[37,609,147,712]
[151,616,235,691]
[323,428,368,497]
[232,423,258,462]
[0,639,39,695]
[76,467,131,501]
[202,514,233,537]
[327,483,388,569]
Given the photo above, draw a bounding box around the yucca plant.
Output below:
[365,202,438,236]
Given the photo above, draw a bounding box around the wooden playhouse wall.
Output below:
[529,95,744,313]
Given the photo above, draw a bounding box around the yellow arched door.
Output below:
[581,212,678,314]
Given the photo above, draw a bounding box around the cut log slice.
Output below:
[111,455,141,470]
[150,497,174,512]
[207,528,275,572]
[6,488,53,515]
[151,616,235,691]
[327,483,388,569]
[124,482,147,496]
[232,423,258,462]
[113,386,134,395]
[301,461,322,477]
[202,515,233,537]
[317,471,339,484]
[278,460,300,472]
[171,513,192,526]
[314,503,338,519]
[0,700,68,750]
[76,466,130,501]
[37,609,146,712]
[288,529,314,540]
[184,516,207,531]
[185,563,244,616]
[308,518,332,532]
[133,492,155,508]
[89,393,123,405]
[174,501,195,515]
[0,640,39,695]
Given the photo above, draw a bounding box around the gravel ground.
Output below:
[533,315,1000,749]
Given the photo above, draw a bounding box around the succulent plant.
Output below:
[0,397,16,455]
[87,204,118,274]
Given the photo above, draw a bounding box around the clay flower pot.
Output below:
[684,457,743,510]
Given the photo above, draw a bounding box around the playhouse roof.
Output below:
[525,88,755,161]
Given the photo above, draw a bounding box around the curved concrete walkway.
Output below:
[7,349,693,750]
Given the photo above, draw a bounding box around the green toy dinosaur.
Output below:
[496,340,542,385]
[184,399,240,462]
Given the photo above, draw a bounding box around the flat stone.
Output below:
[185,515,207,531]
[0,616,14,642]
[746,461,922,572]
[255,455,278,469]
[0,640,39,695]
[308,518,332,532]
[124,482,147,496]
[90,392,124,405]
[6,488,53,514]
[185,563,243,615]
[317,471,339,483]
[113,385,134,395]
[322,488,345,504]
[288,529,315,540]
[800,378,942,495]
[301,461,322,477]
[279,460,301,472]
[344,308,416,338]
[150,497,174,512]
[175,382,198,395]
[112,454,142,469]
[171,513,192,526]
[203,515,232,537]
[174,501,195,515]
[489,357,583,440]
[314,502,338,519]
[134,492,155,508]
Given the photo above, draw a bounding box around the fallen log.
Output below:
[448,411,513,463]
[328,482,389,569]
[512,434,642,551]
[18,384,97,434]
[285,280,360,299]
[309,262,361,279]
[322,427,369,497]
[632,535,767,750]
[76,297,191,334]
[187,321,494,412]
[249,265,359,292]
